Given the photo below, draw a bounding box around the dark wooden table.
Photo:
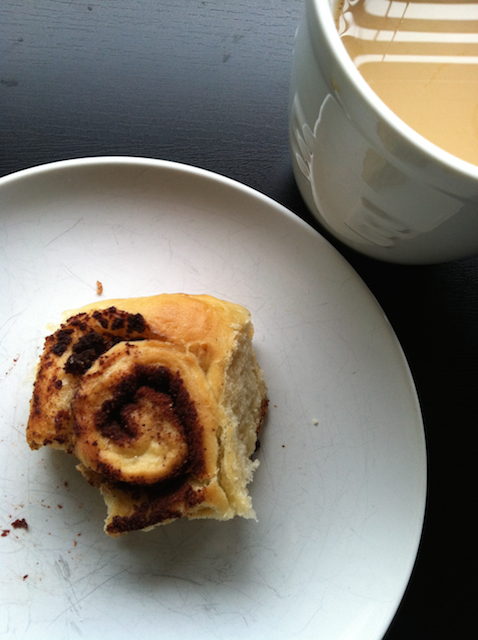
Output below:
[1,1,475,637]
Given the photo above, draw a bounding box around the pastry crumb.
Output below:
[96,280,103,295]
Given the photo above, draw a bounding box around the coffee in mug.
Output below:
[335,0,478,166]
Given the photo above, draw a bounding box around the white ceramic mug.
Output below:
[289,0,478,264]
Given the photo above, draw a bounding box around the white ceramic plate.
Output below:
[0,158,426,640]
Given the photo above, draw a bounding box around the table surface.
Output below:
[1,1,475,638]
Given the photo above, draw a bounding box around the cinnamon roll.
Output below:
[27,294,268,536]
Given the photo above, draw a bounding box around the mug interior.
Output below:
[311,0,478,182]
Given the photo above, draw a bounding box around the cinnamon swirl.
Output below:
[27,294,268,536]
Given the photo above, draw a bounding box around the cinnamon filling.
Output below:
[73,364,206,486]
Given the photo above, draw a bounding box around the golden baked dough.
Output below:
[27,294,268,536]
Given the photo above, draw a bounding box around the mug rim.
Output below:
[309,0,478,182]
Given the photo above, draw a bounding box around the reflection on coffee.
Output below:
[336,0,478,166]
